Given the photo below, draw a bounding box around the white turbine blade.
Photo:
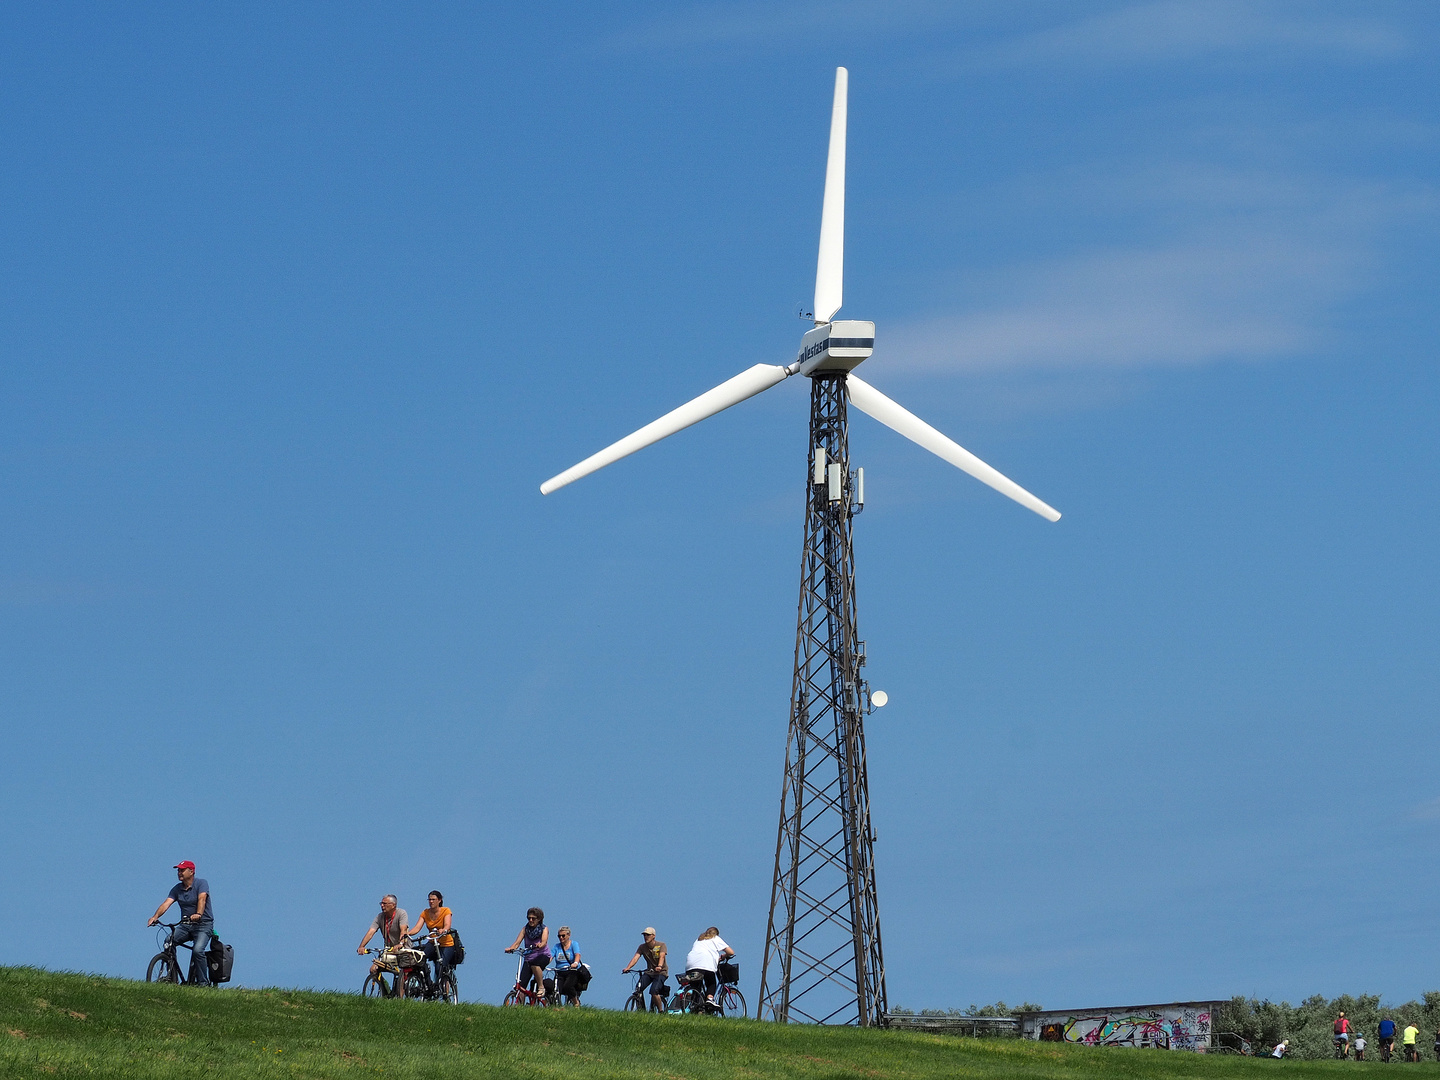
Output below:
[848,375,1061,522]
[541,364,790,495]
[813,66,847,324]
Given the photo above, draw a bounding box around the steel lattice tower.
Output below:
[758,373,887,1027]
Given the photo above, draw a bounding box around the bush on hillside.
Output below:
[1216,993,1440,1060]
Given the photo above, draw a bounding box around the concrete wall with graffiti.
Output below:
[1019,1002,1221,1052]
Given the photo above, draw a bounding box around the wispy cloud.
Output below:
[885,238,1339,373]
[882,168,1424,375]
[602,1,1406,65]
[1408,797,1440,821]
[978,1,1406,68]
[0,578,134,605]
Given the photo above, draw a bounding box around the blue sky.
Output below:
[2,1,1437,1012]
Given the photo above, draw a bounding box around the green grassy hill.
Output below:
[0,966,1425,1079]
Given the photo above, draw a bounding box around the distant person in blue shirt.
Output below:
[1379,1017,1397,1061]
[147,860,214,986]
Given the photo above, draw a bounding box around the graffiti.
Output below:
[1027,1006,1213,1052]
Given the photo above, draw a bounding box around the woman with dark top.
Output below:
[504,907,550,1000]
[552,926,584,1006]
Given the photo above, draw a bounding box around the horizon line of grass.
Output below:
[7,965,1439,1079]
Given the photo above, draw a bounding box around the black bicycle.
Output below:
[623,969,668,1013]
[406,932,460,1004]
[146,921,219,985]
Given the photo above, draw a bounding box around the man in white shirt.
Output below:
[683,927,734,1009]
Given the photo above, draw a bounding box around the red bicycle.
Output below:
[502,955,552,1007]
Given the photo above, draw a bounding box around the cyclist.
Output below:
[1404,1021,1420,1062]
[682,926,734,1011]
[1334,1011,1350,1058]
[621,928,668,1013]
[552,926,585,1006]
[407,890,457,985]
[1379,1017,1397,1061]
[358,894,411,994]
[146,860,214,987]
[504,907,550,1002]
[1271,1039,1289,1059]
[1356,1033,1367,1061]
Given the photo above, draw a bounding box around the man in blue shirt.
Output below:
[148,860,215,986]
[1378,1017,1397,1061]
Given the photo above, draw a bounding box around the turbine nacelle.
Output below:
[795,320,875,376]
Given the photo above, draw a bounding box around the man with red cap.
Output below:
[148,860,215,986]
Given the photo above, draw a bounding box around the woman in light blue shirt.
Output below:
[552,926,585,1006]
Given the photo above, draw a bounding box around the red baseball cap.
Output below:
[174,860,196,871]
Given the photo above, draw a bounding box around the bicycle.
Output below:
[146,921,191,984]
[146,921,221,985]
[623,969,669,1013]
[715,959,746,1018]
[667,958,745,1017]
[360,942,427,999]
[503,954,552,1007]
[406,933,461,1004]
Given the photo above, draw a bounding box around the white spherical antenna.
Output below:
[871,690,888,708]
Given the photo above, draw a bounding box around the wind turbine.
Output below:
[542,67,1059,1027]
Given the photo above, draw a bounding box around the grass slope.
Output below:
[1,967,1429,1080]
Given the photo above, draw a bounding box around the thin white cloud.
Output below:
[0,578,130,605]
[1408,797,1440,821]
[885,239,1340,373]
[974,1,1405,68]
[602,1,1406,64]
[881,169,1422,375]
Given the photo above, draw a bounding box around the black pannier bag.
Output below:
[717,960,739,985]
[449,929,465,966]
[207,936,235,984]
[575,963,593,991]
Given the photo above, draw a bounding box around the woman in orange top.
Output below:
[407,890,456,979]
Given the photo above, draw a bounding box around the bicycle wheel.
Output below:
[362,972,396,998]
[441,971,459,1005]
[403,970,429,1000]
[147,952,181,984]
[719,985,747,1018]
[623,992,643,1012]
[503,989,521,1007]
